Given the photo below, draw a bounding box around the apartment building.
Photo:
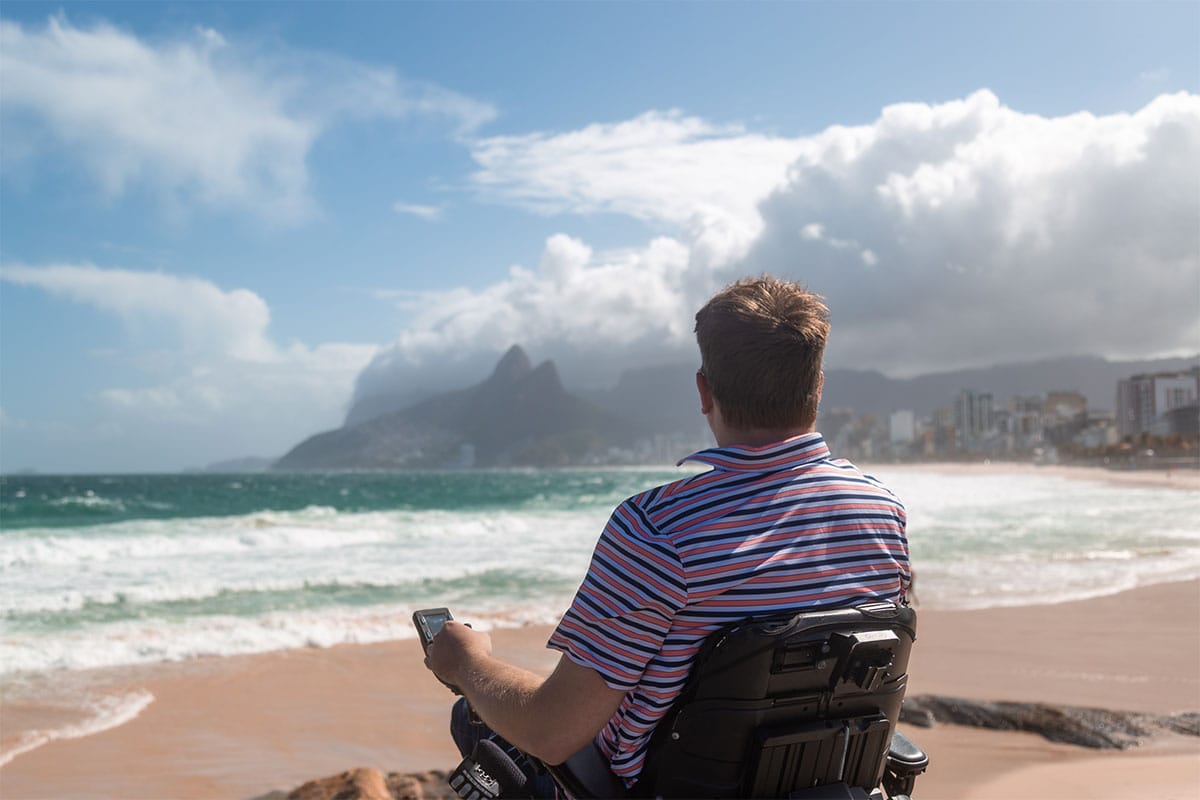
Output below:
[1116,370,1200,438]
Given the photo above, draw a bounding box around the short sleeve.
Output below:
[548,497,687,692]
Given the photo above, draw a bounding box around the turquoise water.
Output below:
[2,467,1197,677]
[0,471,661,529]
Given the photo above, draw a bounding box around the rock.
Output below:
[280,767,459,800]
[901,694,1200,749]
[288,767,392,800]
[386,770,455,800]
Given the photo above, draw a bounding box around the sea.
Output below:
[2,466,1198,765]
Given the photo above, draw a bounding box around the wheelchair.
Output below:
[454,602,929,799]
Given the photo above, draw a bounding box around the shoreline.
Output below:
[868,459,1200,491]
[2,580,1197,799]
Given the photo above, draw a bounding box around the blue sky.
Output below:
[2,1,1198,473]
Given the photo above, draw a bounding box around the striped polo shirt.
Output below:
[546,432,910,785]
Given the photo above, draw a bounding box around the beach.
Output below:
[2,462,1198,799]
[2,578,1197,799]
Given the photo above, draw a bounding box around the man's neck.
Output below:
[714,425,816,449]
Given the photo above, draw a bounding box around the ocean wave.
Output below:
[0,690,154,767]
[48,493,126,512]
[0,602,567,676]
[6,469,1198,678]
[0,506,408,568]
[1,566,581,618]
[915,550,1200,610]
[0,507,603,623]
[0,504,610,571]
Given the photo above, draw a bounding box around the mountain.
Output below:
[581,362,701,437]
[584,354,1200,434]
[275,346,635,470]
[282,350,1196,470]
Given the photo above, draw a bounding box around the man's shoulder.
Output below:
[626,467,717,508]
[608,470,714,537]
[822,458,905,508]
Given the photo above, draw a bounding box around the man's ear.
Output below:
[696,370,714,415]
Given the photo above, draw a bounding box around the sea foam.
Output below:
[0,690,154,767]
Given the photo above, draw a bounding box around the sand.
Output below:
[2,579,1198,800]
[907,579,1200,800]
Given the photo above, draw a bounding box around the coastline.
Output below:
[870,459,1200,492]
[2,580,1197,799]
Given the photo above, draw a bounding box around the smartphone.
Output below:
[413,607,453,655]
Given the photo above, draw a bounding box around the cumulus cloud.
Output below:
[355,232,714,400]
[0,15,494,222]
[1,264,377,460]
[354,90,1200,404]
[744,90,1200,374]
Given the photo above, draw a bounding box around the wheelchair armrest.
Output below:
[881,729,928,800]
[887,729,928,771]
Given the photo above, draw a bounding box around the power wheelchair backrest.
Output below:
[633,601,918,799]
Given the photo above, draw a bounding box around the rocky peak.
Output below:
[522,359,565,396]
[485,345,533,386]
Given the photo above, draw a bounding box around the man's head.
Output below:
[694,275,829,432]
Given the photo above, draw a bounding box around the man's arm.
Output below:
[425,620,626,765]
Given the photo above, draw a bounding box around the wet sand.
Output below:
[2,580,1197,799]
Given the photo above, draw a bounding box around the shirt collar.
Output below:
[677,432,831,471]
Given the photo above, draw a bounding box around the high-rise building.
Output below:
[1116,370,1200,438]
[955,389,994,449]
[932,406,956,454]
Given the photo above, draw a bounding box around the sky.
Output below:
[1,1,1198,473]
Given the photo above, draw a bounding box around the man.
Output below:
[425,275,910,794]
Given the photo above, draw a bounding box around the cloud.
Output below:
[358,90,1200,400]
[469,110,807,266]
[354,232,712,400]
[93,340,378,427]
[1,264,378,463]
[0,15,495,223]
[2,263,276,361]
[743,89,1200,374]
[392,202,443,221]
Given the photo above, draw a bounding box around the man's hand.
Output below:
[424,620,491,689]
